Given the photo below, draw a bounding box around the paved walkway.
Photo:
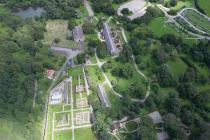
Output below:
[82,66,90,95]
[157,5,210,40]
[84,0,94,17]
[32,79,37,109]
[93,52,150,103]
[121,28,128,43]
[132,55,150,103]
[173,8,208,34]
[43,44,82,140]
[70,77,75,140]
[43,58,70,140]
[95,52,123,98]
[107,16,113,24]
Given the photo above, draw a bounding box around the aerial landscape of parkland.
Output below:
[0,0,210,140]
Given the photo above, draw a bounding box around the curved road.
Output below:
[157,5,210,40]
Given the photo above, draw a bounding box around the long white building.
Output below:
[103,23,117,55]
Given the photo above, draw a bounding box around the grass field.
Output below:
[0,118,28,140]
[86,66,105,87]
[194,62,210,77]
[54,130,72,140]
[198,0,210,16]
[64,105,71,111]
[171,0,193,10]
[148,17,182,37]
[76,5,89,22]
[104,84,125,118]
[125,121,138,132]
[166,58,188,77]
[114,119,141,140]
[75,128,96,140]
[44,20,77,48]
[163,0,193,10]
[148,17,195,45]
[45,105,63,140]
[0,23,11,41]
[69,66,85,87]
[184,9,210,31]
[105,60,147,98]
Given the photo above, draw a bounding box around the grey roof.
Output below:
[148,111,163,124]
[63,80,68,103]
[98,84,110,107]
[73,26,85,42]
[157,131,169,140]
[103,23,117,54]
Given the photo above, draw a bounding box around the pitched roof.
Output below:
[73,26,85,42]
[148,111,163,124]
[98,84,111,107]
[157,131,169,140]
[103,23,117,54]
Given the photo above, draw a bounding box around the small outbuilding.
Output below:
[72,26,85,43]
[50,80,68,105]
[45,69,55,80]
[50,92,63,105]
[147,111,163,124]
[157,131,169,140]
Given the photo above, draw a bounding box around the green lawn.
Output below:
[105,61,147,98]
[55,112,71,127]
[74,128,96,140]
[136,43,159,76]
[166,58,188,77]
[125,121,138,132]
[159,87,177,99]
[54,130,72,140]
[64,105,71,111]
[148,17,181,37]
[104,84,125,118]
[198,83,210,92]
[69,66,85,87]
[86,66,105,87]
[185,9,210,31]
[43,20,77,48]
[198,0,210,16]
[0,118,28,140]
[148,17,195,45]
[171,0,193,10]
[89,55,97,64]
[139,107,150,116]
[46,105,63,140]
[110,135,118,140]
[194,62,210,77]
[0,23,11,41]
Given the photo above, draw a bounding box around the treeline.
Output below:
[0,6,58,139]
[90,0,129,15]
[194,0,205,14]
[116,6,210,139]
[0,0,41,8]
[0,0,83,19]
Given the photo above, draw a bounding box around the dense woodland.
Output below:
[90,0,129,15]
[0,1,77,139]
[0,0,82,19]
[0,0,210,140]
[86,2,210,140]
[121,8,210,140]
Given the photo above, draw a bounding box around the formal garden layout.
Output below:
[0,0,210,140]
